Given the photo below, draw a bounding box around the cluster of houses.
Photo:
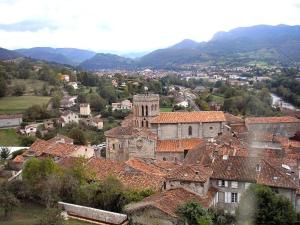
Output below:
[4,92,300,225]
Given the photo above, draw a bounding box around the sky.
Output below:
[0,0,300,53]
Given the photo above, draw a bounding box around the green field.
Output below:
[0,96,51,115]
[0,203,92,225]
[0,129,22,146]
[160,107,173,112]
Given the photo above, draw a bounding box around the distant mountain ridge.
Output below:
[16,47,96,66]
[79,53,135,70]
[0,47,23,60]
[2,24,300,69]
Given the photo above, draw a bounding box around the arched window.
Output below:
[146,120,149,128]
[188,126,192,136]
[142,105,144,116]
[146,105,148,116]
[141,120,144,127]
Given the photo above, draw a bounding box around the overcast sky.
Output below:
[0,0,300,53]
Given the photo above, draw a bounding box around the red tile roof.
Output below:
[151,111,226,124]
[87,158,164,191]
[125,187,217,217]
[156,138,204,153]
[245,116,300,124]
[166,165,213,183]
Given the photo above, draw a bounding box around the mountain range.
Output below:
[1,24,300,69]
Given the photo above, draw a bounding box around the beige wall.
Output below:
[156,152,184,162]
[246,122,300,137]
[70,146,94,158]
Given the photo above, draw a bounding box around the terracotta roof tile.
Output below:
[245,116,300,124]
[125,159,178,177]
[156,138,204,153]
[87,158,164,191]
[125,187,217,217]
[151,111,226,124]
[166,165,213,182]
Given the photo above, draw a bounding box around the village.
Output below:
[1,86,300,224]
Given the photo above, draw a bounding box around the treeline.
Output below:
[266,75,300,107]
[195,81,280,116]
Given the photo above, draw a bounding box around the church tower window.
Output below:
[188,126,192,136]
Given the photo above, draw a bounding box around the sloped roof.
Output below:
[151,111,226,124]
[245,116,300,124]
[87,158,164,191]
[156,138,204,153]
[125,187,217,217]
[210,156,298,189]
[166,164,213,183]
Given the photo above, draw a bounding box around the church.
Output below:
[105,93,227,162]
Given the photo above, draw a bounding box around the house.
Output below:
[60,111,79,127]
[83,116,104,130]
[68,82,78,90]
[44,120,54,130]
[0,114,23,128]
[80,103,91,117]
[111,100,133,111]
[245,116,300,137]
[61,74,70,82]
[60,96,77,108]
[20,124,39,136]
[12,136,94,166]
[209,155,298,213]
[176,100,189,108]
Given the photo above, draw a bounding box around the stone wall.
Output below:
[155,152,184,162]
[0,118,22,128]
[152,122,224,140]
[165,180,208,196]
[58,202,128,225]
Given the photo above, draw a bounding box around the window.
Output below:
[209,126,213,130]
[145,105,149,116]
[163,157,166,161]
[142,105,144,116]
[112,144,115,150]
[188,126,192,136]
[218,180,228,187]
[146,120,149,128]
[231,193,238,203]
[231,181,238,188]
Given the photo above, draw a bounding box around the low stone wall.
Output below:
[58,202,128,225]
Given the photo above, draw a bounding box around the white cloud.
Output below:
[0,0,299,52]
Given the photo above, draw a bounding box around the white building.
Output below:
[60,111,79,127]
[112,100,132,111]
[80,103,91,116]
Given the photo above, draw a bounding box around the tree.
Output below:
[12,83,26,96]
[208,208,235,225]
[0,182,19,219]
[35,208,65,225]
[0,75,7,97]
[236,184,297,225]
[0,147,10,160]
[68,127,87,145]
[177,201,213,225]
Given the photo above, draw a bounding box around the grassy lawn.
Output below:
[0,96,51,115]
[9,79,51,95]
[0,129,22,146]
[160,107,173,112]
[0,203,93,225]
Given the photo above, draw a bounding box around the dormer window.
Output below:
[256,164,261,172]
